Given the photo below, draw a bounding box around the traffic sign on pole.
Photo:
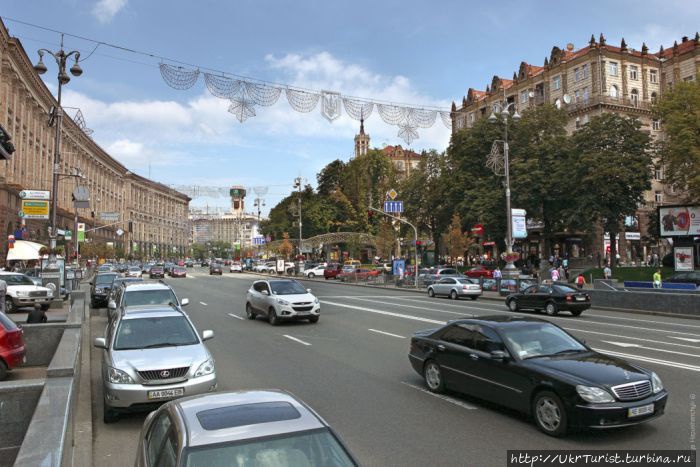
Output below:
[383,200,404,213]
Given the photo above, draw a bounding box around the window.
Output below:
[649,69,658,83]
[439,278,456,284]
[552,75,561,90]
[608,61,618,76]
[609,85,619,98]
[651,92,658,104]
[683,75,695,82]
[655,166,664,180]
[655,191,663,203]
[629,65,638,80]
[473,326,505,353]
[147,412,174,467]
[519,90,529,104]
[574,67,581,82]
[652,119,661,131]
[440,325,475,348]
[582,64,590,79]
[574,89,582,102]
[583,87,590,103]
[575,117,581,129]
[630,89,639,107]
[468,112,475,125]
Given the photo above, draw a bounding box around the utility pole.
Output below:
[294,177,303,258]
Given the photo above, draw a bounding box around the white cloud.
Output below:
[92,0,128,23]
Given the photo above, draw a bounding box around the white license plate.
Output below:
[628,403,654,418]
[147,388,184,400]
[575,296,586,301]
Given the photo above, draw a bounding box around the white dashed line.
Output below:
[200,302,208,306]
[369,329,406,339]
[401,382,477,409]
[227,313,243,320]
[593,348,700,372]
[283,335,311,346]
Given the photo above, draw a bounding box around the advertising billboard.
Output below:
[659,205,700,237]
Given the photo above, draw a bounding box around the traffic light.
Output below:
[0,124,15,160]
[415,240,422,246]
[367,210,374,221]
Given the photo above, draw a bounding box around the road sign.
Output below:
[387,189,398,200]
[116,228,124,236]
[78,223,85,242]
[384,200,404,213]
[253,236,266,245]
[99,212,120,222]
[65,231,72,240]
[19,200,50,219]
[19,190,50,200]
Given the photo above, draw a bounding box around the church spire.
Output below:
[354,117,370,158]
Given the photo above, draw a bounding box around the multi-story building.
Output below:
[451,33,699,262]
[0,19,190,261]
[353,119,422,179]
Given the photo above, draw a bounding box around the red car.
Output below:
[464,265,494,279]
[170,267,187,278]
[0,313,26,380]
[323,263,343,280]
[337,268,380,282]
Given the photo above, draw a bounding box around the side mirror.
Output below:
[307,289,312,293]
[261,290,269,296]
[93,337,107,349]
[107,300,116,310]
[490,350,509,361]
[181,298,189,307]
[202,330,214,341]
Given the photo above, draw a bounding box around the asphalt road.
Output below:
[91,268,699,466]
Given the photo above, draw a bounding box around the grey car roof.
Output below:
[120,305,184,319]
[172,390,327,448]
[122,282,173,291]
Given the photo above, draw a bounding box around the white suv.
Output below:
[1,272,53,312]
[246,279,320,324]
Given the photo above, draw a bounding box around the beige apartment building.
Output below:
[451,33,699,262]
[0,19,190,261]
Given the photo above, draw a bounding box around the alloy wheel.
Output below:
[536,396,561,432]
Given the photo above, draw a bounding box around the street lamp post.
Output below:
[33,35,83,269]
[293,177,303,258]
[488,100,521,277]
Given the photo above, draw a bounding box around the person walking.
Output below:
[653,269,662,289]
[603,264,612,280]
[575,273,586,290]
[551,267,560,282]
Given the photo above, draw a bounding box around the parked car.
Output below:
[108,281,189,324]
[666,271,700,286]
[229,262,243,273]
[246,279,320,325]
[323,263,343,280]
[134,390,359,467]
[209,263,223,275]
[126,266,142,278]
[464,265,494,279]
[0,271,53,313]
[0,312,26,380]
[108,277,144,304]
[90,272,119,309]
[506,282,591,316]
[94,304,216,423]
[304,264,326,278]
[170,266,187,278]
[427,277,482,300]
[409,316,667,436]
[149,266,165,279]
[337,268,380,282]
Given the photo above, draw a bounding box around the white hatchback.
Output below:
[246,279,320,324]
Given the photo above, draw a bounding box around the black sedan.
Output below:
[505,282,590,316]
[209,263,223,275]
[409,316,667,437]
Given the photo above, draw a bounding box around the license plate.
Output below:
[628,403,654,418]
[575,296,586,301]
[147,388,184,400]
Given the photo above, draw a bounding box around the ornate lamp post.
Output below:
[33,35,83,268]
[487,100,520,277]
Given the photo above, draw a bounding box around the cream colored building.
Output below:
[353,119,422,179]
[451,33,699,260]
[0,19,190,260]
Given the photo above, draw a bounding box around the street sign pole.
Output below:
[370,206,418,288]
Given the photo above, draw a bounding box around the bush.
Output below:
[661,253,673,268]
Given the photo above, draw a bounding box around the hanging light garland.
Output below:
[159,62,452,144]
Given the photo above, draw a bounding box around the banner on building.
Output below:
[659,205,700,237]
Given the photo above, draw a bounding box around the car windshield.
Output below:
[113,316,198,350]
[270,281,307,295]
[124,289,178,307]
[184,428,356,467]
[3,274,36,286]
[96,274,118,285]
[499,323,587,360]
[128,267,140,272]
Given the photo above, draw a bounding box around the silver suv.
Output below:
[94,305,216,423]
[107,281,189,323]
[246,279,320,325]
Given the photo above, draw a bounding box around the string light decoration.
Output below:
[158,62,452,144]
[486,140,505,176]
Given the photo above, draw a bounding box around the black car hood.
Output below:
[525,351,649,387]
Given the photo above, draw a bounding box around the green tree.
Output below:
[317,159,347,196]
[440,214,472,262]
[568,113,652,266]
[653,80,700,202]
[190,243,208,260]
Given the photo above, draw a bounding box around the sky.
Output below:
[1,0,698,215]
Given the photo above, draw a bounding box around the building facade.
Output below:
[451,33,699,262]
[0,19,190,261]
[353,119,422,179]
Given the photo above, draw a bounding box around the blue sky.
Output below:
[2,0,698,214]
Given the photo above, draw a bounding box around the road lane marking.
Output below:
[563,327,700,350]
[320,300,445,325]
[227,313,244,320]
[283,335,311,346]
[200,302,208,306]
[347,296,475,317]
[401,382,477,409]
[369,329,406,339]
[593,348,700,372]
[601,341,700,358]
[668,337,700,343]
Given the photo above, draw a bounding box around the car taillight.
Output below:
[566,294,573,301]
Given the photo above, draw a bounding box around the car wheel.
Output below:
[450,290,458,300]
[533,391,567,437]
[507,299,519,312]
[245,303,256,320]
[308,273,315,278]
[428,288,435,297]
[5,296,15,313]
[545,302,558,316]
[571,309,583,317]
[0,360,7,380]
[423,360,445,393]
[103,400,119,424]
[308,316,319,324]
[268,307,279,326]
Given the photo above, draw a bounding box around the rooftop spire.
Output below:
[599,33,606,46]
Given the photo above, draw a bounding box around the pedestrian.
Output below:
[551,267,560,281]
[653,269,662,289]
[557,265,566,282]
[603,264,612,280]
[0,278,6,313]
[575,273,586,290]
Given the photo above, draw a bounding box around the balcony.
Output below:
[566,95,652,113]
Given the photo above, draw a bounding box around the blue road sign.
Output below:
[383,200,404,213]
[253,236,266,245]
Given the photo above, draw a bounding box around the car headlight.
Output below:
[651,372,664,393]
[276,298,289,305]
[314,297,319,304]
[108,367,135,384]
[194,358,215,377]
[16,291,29,297]
[576,385,615,403]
